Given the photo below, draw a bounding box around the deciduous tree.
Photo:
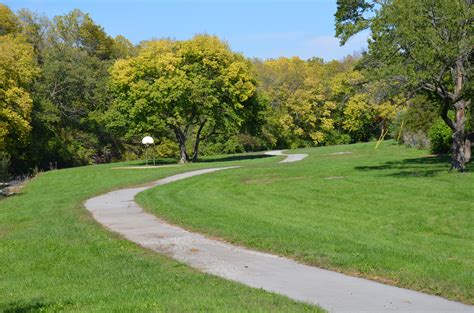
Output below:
[336,0,473,171]
[108,35,259,163]
[0,5,39,157]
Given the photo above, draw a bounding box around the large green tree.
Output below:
[11,8,134,171]
[108,35,259,163]
[336,0,473,171]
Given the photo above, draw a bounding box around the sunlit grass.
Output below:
[138,141,474,304]
[0,156,321,312]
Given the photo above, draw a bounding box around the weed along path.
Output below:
[84,151,473,313]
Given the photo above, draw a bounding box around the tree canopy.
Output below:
[336,0,473,170]
[0,4,39,158]
[108,35,259,162]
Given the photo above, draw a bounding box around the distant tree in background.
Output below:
[0,4,19,35]
[252,56,395,149]
[336,0,473,171]
[108,35,260,163]
[10,8,134,172]
[0,4,39,162]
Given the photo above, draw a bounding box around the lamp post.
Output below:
[141,136,154,166]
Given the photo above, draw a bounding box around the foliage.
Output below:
[391,95,440,149]
[253,56,396,148]
[155,138,179,158]
[0,33,39,156]
[108,35,261,162]
[429,118,453,154]
[402,131,431,150]
[0,4,19,35]
[10,8,128,172]
[336,0,473,170]
[1,2,450,174]
[0,152,10,183]
[50,9,115,60]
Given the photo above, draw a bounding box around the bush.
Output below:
[402,131,431,149]
[200,133,269,156]
[391,96,439,148]
[0,153,10,183]
[0,153,10,196]
[429,118,452,154]
[235,134,265,152]
[155,138,179,158]
[324,131,352,145]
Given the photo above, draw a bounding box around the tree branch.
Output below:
[440,98,456,131]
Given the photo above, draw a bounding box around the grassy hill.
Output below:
[1,140,472,311]
[137,141,474,304]
[0,156,319,312]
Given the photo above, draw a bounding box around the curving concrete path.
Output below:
[84,152,473,313]
[265,150,308,163]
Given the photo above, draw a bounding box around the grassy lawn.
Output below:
[0,156,321,312]
[137,141,474,304]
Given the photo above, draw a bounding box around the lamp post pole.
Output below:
[153,142,156,166]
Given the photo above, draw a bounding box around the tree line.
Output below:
[1,0,472,176]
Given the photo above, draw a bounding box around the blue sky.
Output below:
[4,0,369,61]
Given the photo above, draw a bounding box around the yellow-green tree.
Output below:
[254,57,344,148]
[108,35,259,163]
[0,4,39,155]
[0,4,19,35]
[281,60,337,146]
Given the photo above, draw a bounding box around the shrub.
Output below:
[0,153,10,183]
[155,138,179,158]
[429,118,452,154]
[324,131,352,145]
[402,131,431,149]
[0,153,10,196]
[236,134,264,152]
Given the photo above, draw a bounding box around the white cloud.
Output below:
[301,31,370,60]
[233,30,370,61]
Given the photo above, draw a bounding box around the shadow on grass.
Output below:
[354,154,461,177]
[200,154,271,163]
[122,153,272,166]
[127,158,177,166]
[0,298,71,313]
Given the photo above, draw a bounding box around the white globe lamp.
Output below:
[142,136,154,145]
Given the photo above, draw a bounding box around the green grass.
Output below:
[137,141,474,304]
[0,156,321,312]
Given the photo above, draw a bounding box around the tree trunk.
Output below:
[174,129,189,163]
[192,120,207,162]
[464,135,472,163]
[451,101,467,171]
[192,136,200,162]
[179,143,188,164]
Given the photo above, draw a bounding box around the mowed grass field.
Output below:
[0,156,321,312]
[137,141,474,304]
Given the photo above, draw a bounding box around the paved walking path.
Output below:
[265,150,308,162]
[84,151,473,313]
